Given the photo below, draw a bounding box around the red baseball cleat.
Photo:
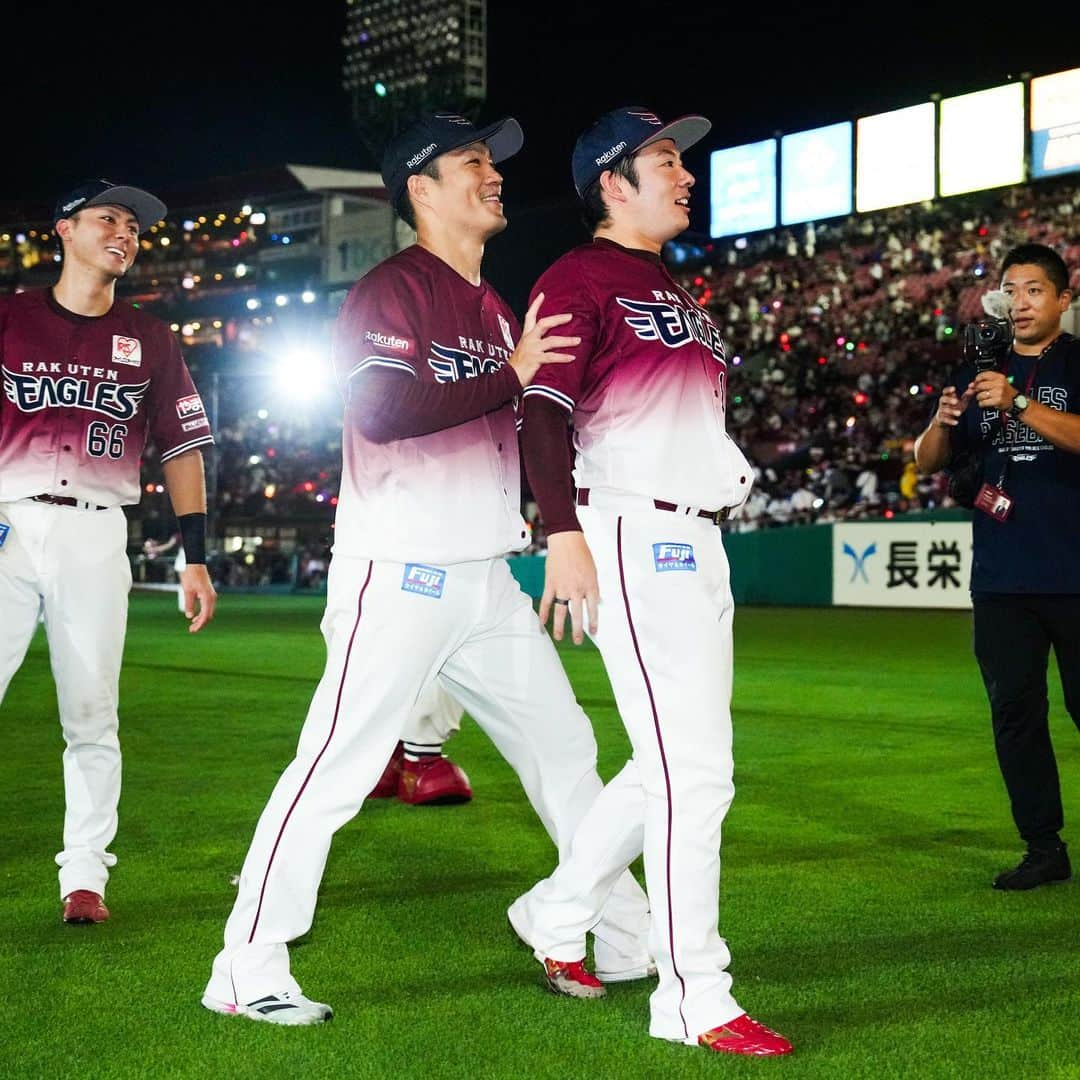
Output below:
[367,741,405,798]
[697,1013,793,1056]
[542,958,606,999]
[398,755,473,805]
[62,890,110,924]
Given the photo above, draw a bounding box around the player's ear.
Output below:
[54,217,74,243]
[407,172,435,216]
[598,169,628,207]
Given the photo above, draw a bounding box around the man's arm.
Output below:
[520,395,598,645]
[162,449,217,633]
[914,384,975,475]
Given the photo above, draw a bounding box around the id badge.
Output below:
[973,482,1013,522]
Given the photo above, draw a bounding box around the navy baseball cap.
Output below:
[54,179,167,232]
[380,111,524,206]
[571,106,712,198]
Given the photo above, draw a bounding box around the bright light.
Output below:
[374,81,387,97]
[250,212,266,225]
[909,384,920,395]
[246,298,261,310]
[301,290,316,304]
[160,236,171,247]
[242,204,252,215]
[257,409,269,419]
[236,264,248,277]
[248,455,261,465]
[183,219,197,231]
[182,275,194,289]
[273,345,332,402]
[275,295,289,307]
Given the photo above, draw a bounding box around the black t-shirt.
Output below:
[941,333,1080,594]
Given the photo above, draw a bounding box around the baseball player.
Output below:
[0,179,217,924]
[508,107,792,1056]
[202,112,652,1026]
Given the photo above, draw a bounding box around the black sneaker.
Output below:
[993,844,1071,891]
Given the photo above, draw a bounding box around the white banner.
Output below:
[833,521,973,609]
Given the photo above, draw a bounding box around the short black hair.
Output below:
[393,158,441,231]
[581,152,641,234]
[1001,242,1070,294]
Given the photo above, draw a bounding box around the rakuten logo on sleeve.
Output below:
[175,394,205,419]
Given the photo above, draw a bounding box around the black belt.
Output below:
[32,493,108,510]
[576,488,733,525]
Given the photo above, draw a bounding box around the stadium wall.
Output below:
[506,510,975,610]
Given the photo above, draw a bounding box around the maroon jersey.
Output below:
[523,238,752,509]
[332,244,527,563]
[0,289,214,507]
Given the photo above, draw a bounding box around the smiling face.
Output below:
[607,138,694,246]
[1001,262,1071,354]
[57,203,140,279]
[411,141,507,242]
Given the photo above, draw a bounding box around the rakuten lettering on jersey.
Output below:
[331,245,526,565]
[0,290,214,507]
[523,239,752,511]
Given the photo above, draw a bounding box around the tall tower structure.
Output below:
[342,0,488,164]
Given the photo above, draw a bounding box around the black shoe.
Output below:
[993,843,1071,891]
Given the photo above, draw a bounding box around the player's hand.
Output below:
[539,531,599,645]
[179,564,217,633]
[973,371,1017,411]
[933,384,976,427]
[508,292,579,388]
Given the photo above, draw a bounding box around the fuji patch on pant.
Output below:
[652,542,696,572]
[402,563,446,597]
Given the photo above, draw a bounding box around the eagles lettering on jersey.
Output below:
[3,366,150,421]
[428,341,504,383]
[616,293,726,362]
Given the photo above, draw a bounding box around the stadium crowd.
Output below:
[133,173,1080,577]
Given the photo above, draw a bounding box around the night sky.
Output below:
[4,3,1076,304]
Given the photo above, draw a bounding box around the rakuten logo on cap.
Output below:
[595,140,628,166]
[407,143,438,168]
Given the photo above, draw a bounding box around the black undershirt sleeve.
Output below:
[350,364,522,443]
[520,394,581,535]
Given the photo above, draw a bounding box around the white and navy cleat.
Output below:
[201,990,333,1026]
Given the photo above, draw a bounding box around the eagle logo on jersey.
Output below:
[616,297,726,361]
[428,342,502,383]
[111,335,142,367]
[3,367,150,420]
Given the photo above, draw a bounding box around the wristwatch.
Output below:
[1010,393,1029,417]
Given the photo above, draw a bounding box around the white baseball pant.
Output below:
[0,500,130,898]
[508,498,743,1042]
[206,552,650,1005]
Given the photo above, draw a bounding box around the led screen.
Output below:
[856,102,936,211]
[709,138,777,237]
[939,83,1025,197]
[780,121,852,225]
[1031,67,1080,178]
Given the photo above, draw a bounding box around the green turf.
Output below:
[1,594,1077,1079]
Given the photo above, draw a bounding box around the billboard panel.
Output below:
[780,121,853,226]
[855,102,936,212]
[709,138,777,238]
[1031,66,1080,179]
[939,83,1025,197]
[833,522,973,609]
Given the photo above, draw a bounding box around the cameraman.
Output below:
[914,242,1080,890]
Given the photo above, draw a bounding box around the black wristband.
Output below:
[177,512,207,565]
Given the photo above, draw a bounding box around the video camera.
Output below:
[961,290,1013,372]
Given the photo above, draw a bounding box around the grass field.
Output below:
[2,592,1077,1079]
